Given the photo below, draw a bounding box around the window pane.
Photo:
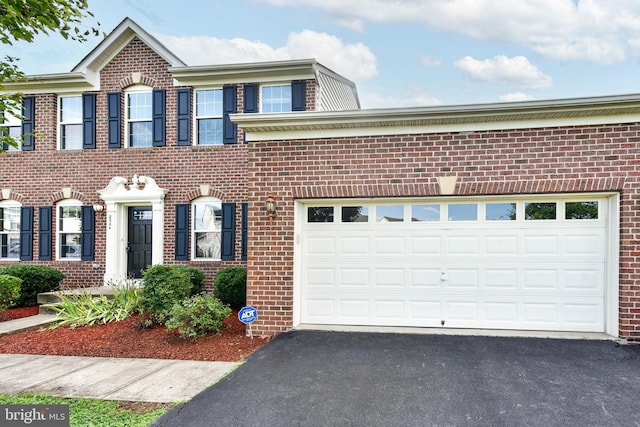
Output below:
[0,207,20,232]
[376,205,403,222]
[486,203,516,221]
[308,207,334,223]
[62,124,83,150]
[0,233,20,259]
[196,89,223,117]
[566,201,598,220]
[7,126,21,151]
[262,85,292,113]
[60,233,81,259]
[525,202,556,220]
[128,92,152,120]
[197,118,223,145]
[195,232,221,258]
[448,204,478,221]
[412,204,440,222]
[59,206,81,232]
[129,122,153,147]
[342,206,368,222]
[194,203,222,231]
[60,96,82,123]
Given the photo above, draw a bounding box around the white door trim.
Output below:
[98,175,167,283]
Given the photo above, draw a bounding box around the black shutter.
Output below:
[241,202,248,261]
[243,84,258,113]
[21,96,35,151]
[221,203,236,260]
[177,88,191,146]
[222,85,237,144]
[0,122,7,151]
[82,93,96,149]
[38,206,52,261]
[81,206,94,261]
[292,80,306,111]
[19,207,33,260]
[175,204,189,260]
[107,92,121,148]
[152,89,166,147]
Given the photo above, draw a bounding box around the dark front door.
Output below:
[128,206,152,279]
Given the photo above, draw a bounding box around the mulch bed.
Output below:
[0,307,269,362]
[0,306,40,322]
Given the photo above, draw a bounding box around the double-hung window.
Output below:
[196,89,223,145]
[261,84,291,113]
[126,86,153,147]
[59,95,83,150]
[0,202,20,260]
[2,111,21,151]
[192,198,222,260]
[58,201,82,260]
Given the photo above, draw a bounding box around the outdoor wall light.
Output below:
[265,194,277,222]
[93,204,104,212]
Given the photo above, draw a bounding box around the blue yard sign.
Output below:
[238,306,258,324]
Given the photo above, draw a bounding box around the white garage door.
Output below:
[299,196,610,332]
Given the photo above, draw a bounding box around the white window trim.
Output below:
[260,83,292,113]
[194,88,223,146]
[56,199,82,261]
[58,94,83,150]
[3,110,22,151]
[125,84,153,148]
[191,196,222,261]
[0,200,21,261]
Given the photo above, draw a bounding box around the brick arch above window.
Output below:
[49,189,88,205]
[0,190,25,204]
[185,185,227,202]
[118,73,158,90]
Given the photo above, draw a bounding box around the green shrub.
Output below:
[174,265,206,295]
[214,266,246,309]
[165,294,231,338]
[0,265,65,307]
[49,286,141,328]
[0,275,22,311]
[139,265,193,325]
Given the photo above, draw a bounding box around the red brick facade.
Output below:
[0,36,317,290]
[246,123,640,341]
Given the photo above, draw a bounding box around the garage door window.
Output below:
[412,204,440,222]
[486,203,516,221]
[376,205,403,222]
[525,202,557,220]
[308,207,334,223]
[448,204,477,221]
[342,206,368,223]
[566,201,598,219]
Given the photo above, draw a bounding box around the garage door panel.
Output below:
[300,196,609,333]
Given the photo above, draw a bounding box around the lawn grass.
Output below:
[0,393,173,427]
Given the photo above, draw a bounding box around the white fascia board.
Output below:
[170,59,317,86]
[0,71,99,94]
[233,93,640,142]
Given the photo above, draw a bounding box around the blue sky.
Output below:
[7,0,640,108]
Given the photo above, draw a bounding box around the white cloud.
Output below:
[454,55,553,90]
[361,90,443,108]
[419,55,442,68]
[156,30,377,81]
[257,0,640,64]
[499,92,537,102]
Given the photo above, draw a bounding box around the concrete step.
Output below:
[0,314,58,335]
[37,287,116,305]
[38,303,58,315]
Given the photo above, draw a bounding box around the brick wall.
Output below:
[0,38,249,289]
[247,123,640,341]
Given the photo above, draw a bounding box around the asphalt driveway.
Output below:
[153,331,640,427]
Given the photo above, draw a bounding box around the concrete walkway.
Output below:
[0,354,237,403]
[0,315,238,403]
